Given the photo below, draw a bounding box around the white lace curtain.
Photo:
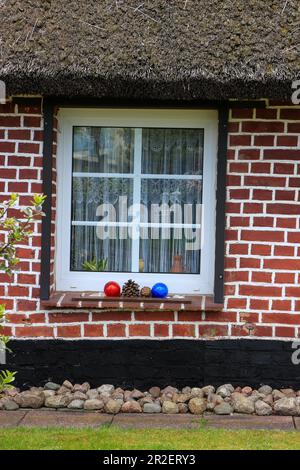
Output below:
[71,127,203,274]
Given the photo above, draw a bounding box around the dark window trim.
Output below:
[36,98,266,301]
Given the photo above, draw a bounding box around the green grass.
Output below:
[0,426,299,450]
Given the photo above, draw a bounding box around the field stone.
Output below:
[139,397,153,406]
[201,385,215,396]
[86,389,99,400]
[274,397,298,416]
[84,399,104,411]
[258,385,273,395]
[242,386,252,396]
[41,390,56,400]
[230,393,255,414]
[14,391,44,409]
[172,392,190,403]
[105,399,122,414]
[178,403,189,414]
[214,402,233,415]
[281,388,296,398]
[149,386,160,398]
[3,399,19,411]
[161,386,178,395]
[97,384,115,395]
[272,389,285,401]
[190,387,204,398]
[62,380,73,390]
[57,386,70,395]
[143,403,161,413]
[45,395,71,408]
[121,400,142,413]
[263,394,274,406]
[162,401,179,414]
[216,384,234,398]
[255,400,273,416]
[182,386,191,394]
[130,389,144,400]
[68,399,84,409]
[44,382,60,391]
[188,397,207,414]
[72,391,87,400]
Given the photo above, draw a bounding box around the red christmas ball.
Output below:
[104,281,121,297]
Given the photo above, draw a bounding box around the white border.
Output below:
[56,108,218,294]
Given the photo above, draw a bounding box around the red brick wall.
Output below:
[0,100,299,340]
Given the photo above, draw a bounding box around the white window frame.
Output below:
[56,108,218,294]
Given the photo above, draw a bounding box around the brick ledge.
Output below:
[41,292,223,312]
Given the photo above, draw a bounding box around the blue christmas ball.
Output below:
[151,282,168,299]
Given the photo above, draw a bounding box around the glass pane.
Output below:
[141,179,202,224]
[70,226,132,272]
[139,230,201,274]
[72,177,133,222]
[142,128,204,175]
[73,127,134,173]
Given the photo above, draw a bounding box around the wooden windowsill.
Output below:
[41,292,223,312]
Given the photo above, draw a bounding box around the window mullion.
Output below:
[131,128,142,272]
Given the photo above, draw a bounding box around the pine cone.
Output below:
[140,286,151,297]
[122,279,140,297]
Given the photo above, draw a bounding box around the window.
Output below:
[56,109,218,294]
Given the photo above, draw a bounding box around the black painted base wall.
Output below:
[6,339,300,390]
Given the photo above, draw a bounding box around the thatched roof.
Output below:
[0,0,299,100]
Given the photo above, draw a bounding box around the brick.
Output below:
[252,325,273,337]
[229,135,251,146]
[107,323,126,337]
[289,177,300,187]
[84,324,104,337]
[154,324,169,337]
[231,109,253,119]
[251,271,272,283]
[19,169,39,179]
[262,313,300,324]
[277,136,298,147]
[17,103,41,114]
[250,299,269,310]
[172,324,195,337]
[243,203,264,213]
[48,312,89,323]
[275,326,296,338]
[226,175,241,186]
[231,325,250,337]
[264,259,300,271]
[18,142,40,154]
[226,298,247,309]
[7,129,31,140]
[264,149,300,160]
[245,176,286,187]
[91,312,131,321]
[288,123,300,133]
[253,135,274,146]
[280,108,300,120]
[286,287,300,297]
[272,300,292,311]
[0,116,21,127]
[276,218,296,229]
[23,116,42,127]
[252,216,274,227]
[199,324,228,337]
[229,162,248,173]
[251,244,272,256]
[266,203,300,215]
[17,300,38,311]
[274,245,295,256]
[275,272,295,284]
[239,285,282,297]
[8,155,32,166]
[255,108,277,119]
[204,312,237,322]
[134,311,174,321]
[7,286,29,297]
[241,230,283,242]
[15,326,54,338]
[229,243,249,255]
[238,149,260,160]
[287,232,300,243]
[252,190,273,201]
[242,121,284,133]
[225,271,249,282]
[229,189,250,199]
[8,181,29,192]
[228,122,239,132]
[128,324,151,337]
[57,325,81,338]
[229,216,250,227]
[240,257,261,268]
[275,190,295,201]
